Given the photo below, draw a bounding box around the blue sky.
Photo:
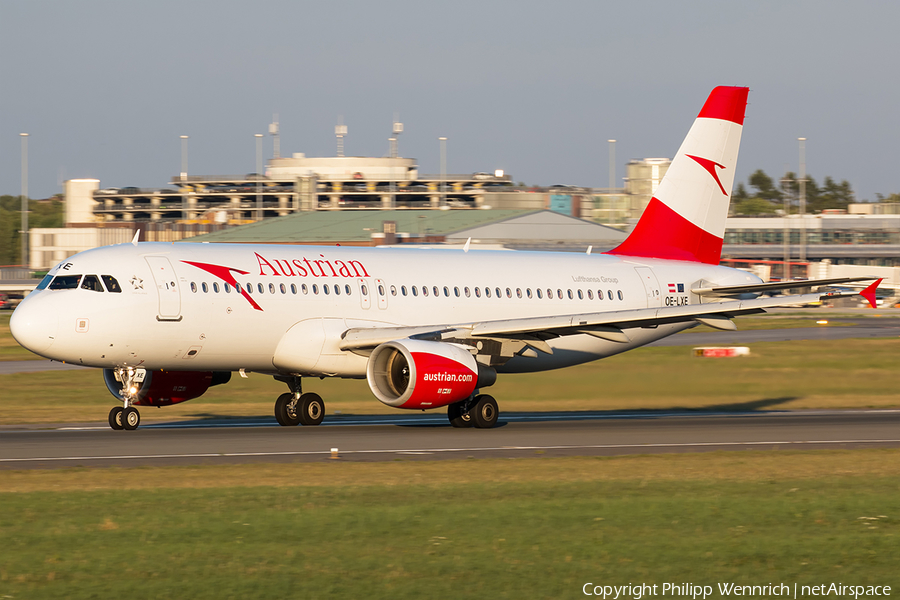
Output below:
[2,0,898,201]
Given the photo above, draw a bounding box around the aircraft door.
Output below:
[375,279,388,310]
[358,278,371,309]
[634,266,662,308]
[145,256,182,320]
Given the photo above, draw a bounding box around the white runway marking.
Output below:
[3,439,900,464]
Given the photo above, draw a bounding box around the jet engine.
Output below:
[103,369,232,407]
[366,339,496,409]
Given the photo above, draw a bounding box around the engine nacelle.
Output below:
[104,369,232,407]
[366,339,496,409]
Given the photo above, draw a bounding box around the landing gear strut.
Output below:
[109,367,144,431]
[448,394,499,429]
[274,376,325,427]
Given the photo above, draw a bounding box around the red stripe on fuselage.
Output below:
[696,86,749,125]
[606,198,723,265]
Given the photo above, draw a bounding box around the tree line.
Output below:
[730,169,859,216]
[0,195,63,266]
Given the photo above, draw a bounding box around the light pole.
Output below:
[180,135,189,221]
[20,133,28,269]
[798,137,807,266]
[255,133,264,221]
[607,139,616,192]
[439,137,447,207]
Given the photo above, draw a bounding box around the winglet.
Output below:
[464,238,471,253]
[131,230,140,246]
[860,278,883,309]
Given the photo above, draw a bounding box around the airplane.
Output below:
[10,86,882,431]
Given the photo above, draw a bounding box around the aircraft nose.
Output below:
[9,300,59,355]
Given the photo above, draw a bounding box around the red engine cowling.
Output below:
[103,369,231,407]
[366,339,496,409]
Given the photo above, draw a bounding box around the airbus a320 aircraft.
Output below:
[11,86,881,430]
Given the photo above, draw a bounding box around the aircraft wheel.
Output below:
[298,393,325,426]
[471,395,498,429]
[123,406,141,431]
[108,406,124,430]
[447,401,473,428]
[275,393,301,426]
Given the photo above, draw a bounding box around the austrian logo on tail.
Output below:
[182,261,263,311]
[685,154,727,195]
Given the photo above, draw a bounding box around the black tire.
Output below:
[298,393,325,426]
[448,401,473,428]
[274,393,301,426]
[108,406,124,430]
[123,406,141,431]
[471,395,499,429]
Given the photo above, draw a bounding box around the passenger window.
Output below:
[454,287,460,297]
[548,288,553,299]
[213,282,220,293]
[607,290,613,300]
[475,287,481,298]
[557,289,563,300]
[361,284,368,295]
[587,289,593,300]
[35,274,52,291]
[225,283,231,293]
[412,286,418,297]
[313,284,319,295]
[598,289,603,300]
[485,287,491,298]
[269,283,276,294]
[246,283,253,294]
[323,284,330,295]
[346,285,353,296]
[81,275,104,292]
[495,287,501,298]
[577,289,583,300]
[49,275,82,290]
[202,282,209,293]
[280,283,286,294]
[291,284,297,294]
[464,287,471,298]
[443,286,449,297]
[302,284,308,295]
[378,284,384,296]
[567,289,573,300]
[618,290,624,301]
[391,285,397,296]
[526,288,532,299]
[258,283,265,294]
[505,288,512,298]
[101,275,122,293]
[422,286,428,297]
[191,282,198,293]
[537,288,543,299]
[516,288,522,299]
[402,286,408,296]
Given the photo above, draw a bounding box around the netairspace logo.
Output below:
[582,583,893,599]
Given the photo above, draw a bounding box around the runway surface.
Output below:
[2,409,898,469]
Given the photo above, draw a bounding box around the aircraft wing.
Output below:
[340,291,829,353]
[691,277,878,297]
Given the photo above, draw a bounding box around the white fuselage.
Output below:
[12,242,761,377]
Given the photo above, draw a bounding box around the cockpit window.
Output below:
[49,275,82,290]
[101,275,122,293]
[35,275,52,291]
[81,275,105,292]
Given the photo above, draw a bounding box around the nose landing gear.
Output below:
[108,367,144,431]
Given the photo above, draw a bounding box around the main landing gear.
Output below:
[448,394,499,429]
[109,367,143,431]
[274,376,325,427]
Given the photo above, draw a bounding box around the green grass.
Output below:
[1,452,898,599]
[2,337,899,424]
